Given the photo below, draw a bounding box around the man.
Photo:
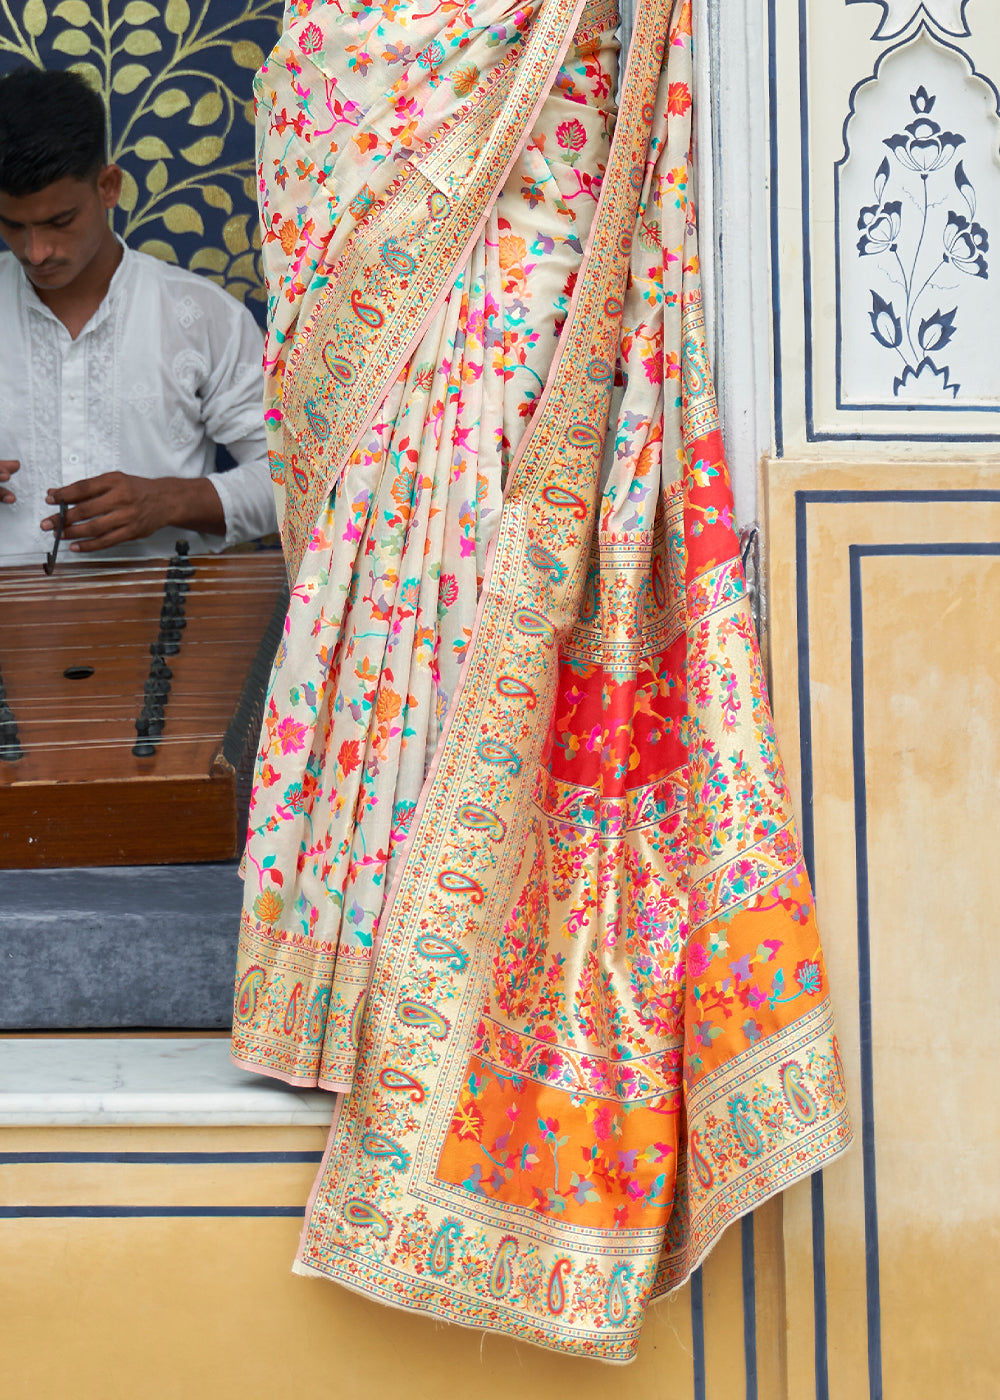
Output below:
[0,66,276,562]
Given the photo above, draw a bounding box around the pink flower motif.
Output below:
[298,21,323,55]
[686,940,708,974]
[643,347,664,386]
[438,572,459,608]
[276,717,308,753]
[556,118,587,164]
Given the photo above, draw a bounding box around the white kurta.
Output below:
[0,243,276,562]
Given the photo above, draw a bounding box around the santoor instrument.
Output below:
[0,545,288,867]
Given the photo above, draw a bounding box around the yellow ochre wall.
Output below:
[766,460,1000,1400]
[3,1123,782,1399]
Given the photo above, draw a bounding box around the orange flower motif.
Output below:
[636,440,659,479]
[253,888,284,925]
[452,63,479,97]
[390,466,418,507]
[498,233,527,272]
[375,688,402,726]
[338,739,362,776]
[667,82,691,116]
[278,218,298,255]
[670,0,692,40]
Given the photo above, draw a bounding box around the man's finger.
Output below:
[42,493,120,532]
[0,490,16,505]
[58,509,129,542]
[46,474,119,506]
[0,459,19,480]
[68,521,137,553]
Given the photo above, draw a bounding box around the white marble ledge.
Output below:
[0,1037,334,1127]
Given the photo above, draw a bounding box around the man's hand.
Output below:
[0,459,19,504]
[42,473,225,552]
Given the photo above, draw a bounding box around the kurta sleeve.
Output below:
[195,294,277,547]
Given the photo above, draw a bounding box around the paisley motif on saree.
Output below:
[233,0,852,1362]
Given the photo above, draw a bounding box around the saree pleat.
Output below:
[233,0,852,1360]
[234,0,620,1089]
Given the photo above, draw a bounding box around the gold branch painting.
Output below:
[0,0,284,318]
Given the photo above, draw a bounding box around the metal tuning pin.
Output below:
[0,660,23,759]
[168,539,195,580]
[0,706,23,762]
[159,605,187,633]
[158,627,181,656]
[132,717,157,759]
[158,553,191,658]
[42,501,68,577]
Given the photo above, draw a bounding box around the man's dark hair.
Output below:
[0,67,106,198]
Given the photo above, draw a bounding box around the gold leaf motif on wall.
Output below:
[162,203,204,235]
[122,29,162,56]
[232,40,264,69]
[122,0,158,22]
[201,185,233,213]
[118,169,140,212]
[134,136,172,160]
[22,0,47,38]
[152,87,190,117]
[137,239,177,262]
[223,214,251,255]
[145,160,168,194]
[67,59,101,91]
[112,62,150,93]
[164,0,190,36]
[181,135,225,166]
[228,251,257,281]
[189,90,224,126]
[52,28,89,54]
[190,248,228,273]
[53,0,90,24]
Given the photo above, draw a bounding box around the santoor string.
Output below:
[0,561,286,763]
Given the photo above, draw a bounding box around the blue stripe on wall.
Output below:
[767,0,783,457]
[849,543,882,1400]
[0,1152,324,1165]
[741,1214,758,1400]
[691,1265,706,1400]
[794,492,827,1400]
[0,1205,305,1218]
[811,1171,829,1400]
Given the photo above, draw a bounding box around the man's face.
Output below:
[0,167,121,291]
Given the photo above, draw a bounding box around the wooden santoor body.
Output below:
[0,551,288,867]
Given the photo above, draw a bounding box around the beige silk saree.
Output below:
[232,0,852,1361]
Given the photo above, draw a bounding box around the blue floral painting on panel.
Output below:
[857,83,990,398]
[0,0,284,327]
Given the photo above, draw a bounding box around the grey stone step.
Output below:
[0,864,243,1029]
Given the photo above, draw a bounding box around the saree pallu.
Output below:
[233,0,852,1362]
